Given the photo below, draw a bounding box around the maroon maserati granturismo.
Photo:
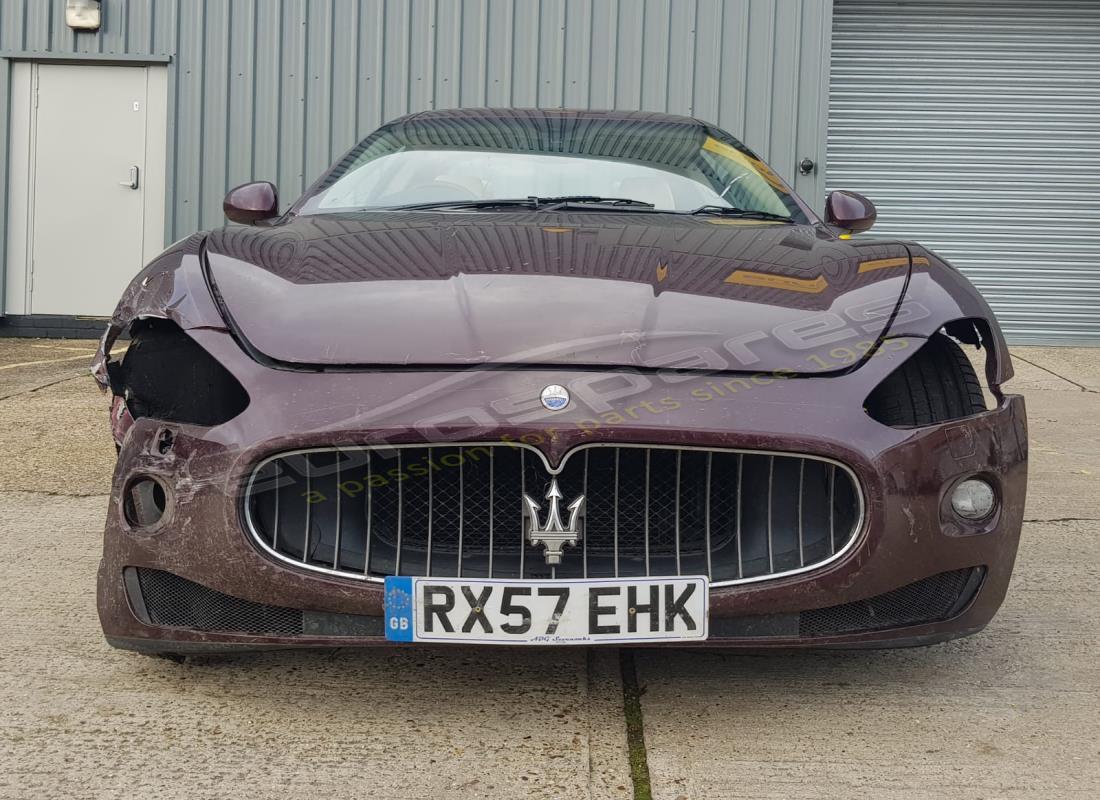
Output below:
[93,108,1026,654]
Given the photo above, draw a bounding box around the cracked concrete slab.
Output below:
[0,377,117,496]
[1013,347,1100,393]
[1000,348,1082,393]
[0,339,99,397]
[1010,359,1099,524]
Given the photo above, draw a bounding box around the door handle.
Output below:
[119,165,139,190]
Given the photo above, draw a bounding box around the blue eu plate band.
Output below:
[384,576,415,642]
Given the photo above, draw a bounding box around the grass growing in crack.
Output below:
[619,649,653,800]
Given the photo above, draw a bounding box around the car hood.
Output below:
[205,212,914,374]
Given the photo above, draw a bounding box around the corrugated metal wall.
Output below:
[0,0,833,306]
[829,0,1100,345]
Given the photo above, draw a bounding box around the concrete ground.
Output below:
[0,338,1097,799]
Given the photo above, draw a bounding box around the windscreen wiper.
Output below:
[391,196,655,212]
[689,205,794,222]
[533,196,655,211]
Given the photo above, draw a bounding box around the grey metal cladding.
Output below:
[829,0,1100,345]
[0,0,832,295]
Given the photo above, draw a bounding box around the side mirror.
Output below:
[824,190,876,233]
[223,181,279,225]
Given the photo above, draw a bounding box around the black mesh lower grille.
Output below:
[128,567,980,640]
[799,567,984,637]
[134,568,304,635]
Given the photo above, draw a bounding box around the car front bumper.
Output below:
[98,329,1027,653]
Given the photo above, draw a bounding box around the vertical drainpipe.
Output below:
[162,0,181,248]
[816,0,836,212]
[0,56,11,317]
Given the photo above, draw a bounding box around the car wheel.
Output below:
[866,333,986,426]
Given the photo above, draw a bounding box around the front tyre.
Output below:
[866,333,986,426]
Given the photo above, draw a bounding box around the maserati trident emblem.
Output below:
[522,479,585,565]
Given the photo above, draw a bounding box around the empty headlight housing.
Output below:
[115,319,249,426]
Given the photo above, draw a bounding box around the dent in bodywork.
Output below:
[881,245,1014,397]
[91,232,225,391]
[92,232,232,444]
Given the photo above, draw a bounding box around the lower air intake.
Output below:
[799,567,984,637]
[133,568,304,635]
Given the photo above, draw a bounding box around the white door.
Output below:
[29,64,156,316]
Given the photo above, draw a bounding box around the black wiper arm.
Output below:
[689,205,793,222]
[388,198,537,211]
[389,196,655,212]
[534,195,655,211]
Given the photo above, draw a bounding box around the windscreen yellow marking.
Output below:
[701,136,789,193]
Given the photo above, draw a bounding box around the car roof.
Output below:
[390,107,706,129]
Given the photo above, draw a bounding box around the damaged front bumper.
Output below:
[97,324,1028,653]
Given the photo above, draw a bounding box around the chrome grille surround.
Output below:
[242,443,865,588]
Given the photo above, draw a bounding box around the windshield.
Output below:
[297,111,808,221]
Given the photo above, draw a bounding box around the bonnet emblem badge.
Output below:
[523,479,585,565]
[540,384,570,411]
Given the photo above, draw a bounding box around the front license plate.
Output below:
[383,576,708,645]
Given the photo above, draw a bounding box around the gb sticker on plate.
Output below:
[384,576,415,642]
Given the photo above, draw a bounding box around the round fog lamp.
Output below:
[950,478,996,520]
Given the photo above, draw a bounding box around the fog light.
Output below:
[950,478,996,520]
[123,477,167,528]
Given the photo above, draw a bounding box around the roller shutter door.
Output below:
[828,0,1100,344]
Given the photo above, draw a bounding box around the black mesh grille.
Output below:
[135,568,304,635]
[245,444,862,582]
[799,567,983,637]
